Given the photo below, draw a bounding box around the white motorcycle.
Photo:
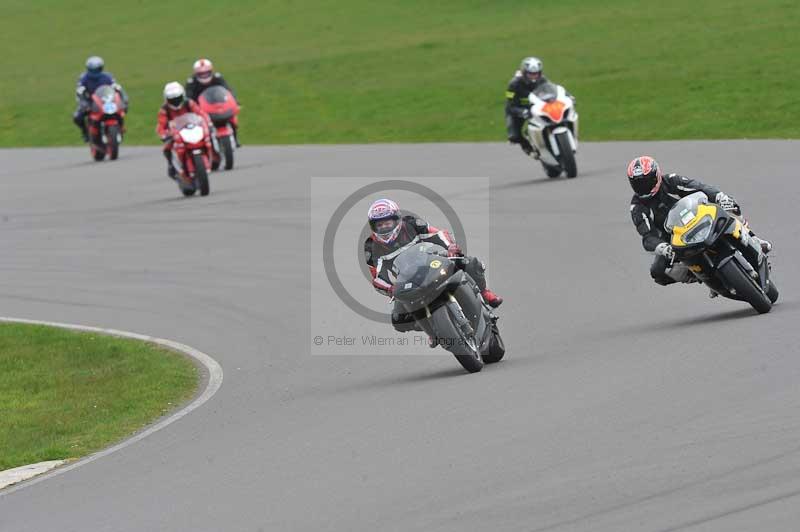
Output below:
[522,82,579,178]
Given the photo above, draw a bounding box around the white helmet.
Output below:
[163,81,186,110]
[520,56,543,83]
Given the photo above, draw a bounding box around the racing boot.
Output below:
[481,289,503,308]
[756,237,772,254]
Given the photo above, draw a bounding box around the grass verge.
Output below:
[0,323,199,471]
[1,0,798,146]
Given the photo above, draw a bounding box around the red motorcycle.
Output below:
[197,86,240,170]
[88,84,126,161]
[169,113,212,196]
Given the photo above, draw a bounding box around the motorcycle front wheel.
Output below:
[220,135,234,170]
[719,260,771,314]
[107,125,120,160]
[193,153,210,196]
[555,132,577,178]
[431,303,483,373]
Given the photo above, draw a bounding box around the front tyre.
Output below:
[220,135,234,170]
[719,260,772,314]
[555,132,577,178]
[193,153,210,196]
[107,125,120,160]
[430,304,483,373]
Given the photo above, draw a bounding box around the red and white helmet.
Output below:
[368,199,403,244]
[627,155,663,199]
[193,58,214,84]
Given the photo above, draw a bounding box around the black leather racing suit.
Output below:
[185,72,235,101]
[505,74,550,151]
[364,215,489,331]
[630,173,723,285]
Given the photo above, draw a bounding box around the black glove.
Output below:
[521,108,532,120]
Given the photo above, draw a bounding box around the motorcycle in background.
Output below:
[523,82,579,178]
[87,84,126,161]
[197,85,240,170]
[169,113,212,197]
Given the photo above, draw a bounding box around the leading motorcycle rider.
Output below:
[156,82,212,179]
[505,56,573,156]
[73,56,129,143]
[185,58,240,147]
[364,199,503,332]
[627,155,772,288]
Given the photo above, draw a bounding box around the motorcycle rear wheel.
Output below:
[482,324,506,364]
[543,163,561,178]
[766,279,779,303]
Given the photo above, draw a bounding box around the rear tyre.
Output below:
[181,187,196,197]
[766,279,779,303]
[543,163,561,178]
[431,304,483,373]
[193,153,210,196]
[719,260,771,314]
[482,325,506,364]
[107,125,120,160]
[220,135,234,170]
[556,132,577,178]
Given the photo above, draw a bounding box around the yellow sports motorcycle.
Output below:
[666,192,778,314]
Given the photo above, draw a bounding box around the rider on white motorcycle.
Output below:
[505,57,574,155]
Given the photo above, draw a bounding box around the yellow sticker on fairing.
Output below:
[430,260,442,268]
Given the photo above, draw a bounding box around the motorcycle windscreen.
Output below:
[94,85,116,99]
[532,82,558,101]
[200,85,230,104]
[92,85,118,114]
[665,191,709,232]
[393,243,453,302]
[171,113,206,131]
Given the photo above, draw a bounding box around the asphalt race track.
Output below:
[0,141,798,531]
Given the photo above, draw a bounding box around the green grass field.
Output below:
[1,0,797,146]
[0,323,199,471]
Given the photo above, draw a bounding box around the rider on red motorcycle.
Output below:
[156,82,212,178]
[73,56,128,143]
[185,59,240,147]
